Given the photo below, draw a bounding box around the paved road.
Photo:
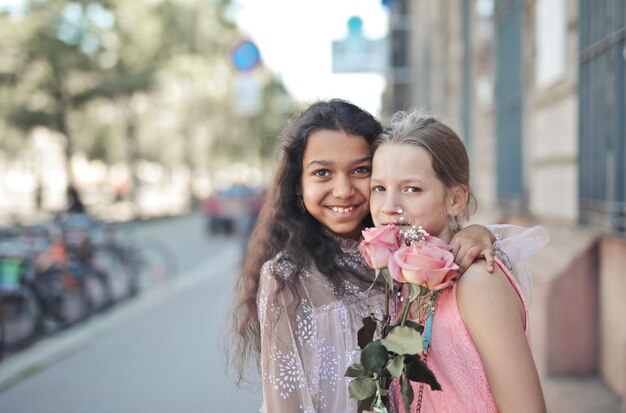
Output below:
[0,212,262,412]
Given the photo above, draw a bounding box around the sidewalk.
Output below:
[0,243,241,393]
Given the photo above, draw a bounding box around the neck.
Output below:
[437,228,453,244]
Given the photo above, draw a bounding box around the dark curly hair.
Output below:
[228,98,383,384]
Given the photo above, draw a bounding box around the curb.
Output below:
[0,244,241,393]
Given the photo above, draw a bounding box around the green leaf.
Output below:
[405,355,442,391]
[361,341,389,375]
[373,405,389,413]
[358,315,377,349]
[380,326,423,355]
[386,354,404,377]
[408,283,423,302]
[357,394,376,412]
[367,268,381,291]
[345,363,366,378]
[401,374,414,412]
[405,320,425,334]
[349,377,377,400]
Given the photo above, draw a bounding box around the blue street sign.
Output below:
[231,40,261,71]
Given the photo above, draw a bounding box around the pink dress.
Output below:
[396,258,529,413]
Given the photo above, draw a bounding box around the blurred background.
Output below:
[0,0,624,412]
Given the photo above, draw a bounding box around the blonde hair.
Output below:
[373,109,477,225]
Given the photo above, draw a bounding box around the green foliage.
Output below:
[380,326,423,356]
[345,363,366,378]
[345,292,442,410]
[400,375,414,412]
[0,0,293,180]
[357,315,378,349]
[404,354,441,391]
[385,354,404,378]
[349,377,377,400]
[357,395,377,413]
[361,341,389,375]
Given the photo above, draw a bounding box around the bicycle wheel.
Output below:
[0,287,41,351]
[91,247,136,302]
[0,312,4,361]
[76,262,111,314]
[33,267,89,326]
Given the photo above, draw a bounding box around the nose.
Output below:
[380,191,404,218]
[333,175,355,199]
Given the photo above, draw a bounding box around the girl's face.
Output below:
[300,129,372,240]
[369,143,459,242]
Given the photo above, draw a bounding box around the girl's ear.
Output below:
[447,186,469,217]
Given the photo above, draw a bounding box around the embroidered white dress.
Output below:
[258,238,385,413]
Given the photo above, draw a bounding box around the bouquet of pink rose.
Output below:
[345,225,459,413]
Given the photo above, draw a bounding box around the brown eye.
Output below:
[313,169,330,178]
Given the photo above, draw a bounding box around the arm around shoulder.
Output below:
[456,261,546,413]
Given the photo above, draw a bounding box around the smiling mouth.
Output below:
[327,205,356,214]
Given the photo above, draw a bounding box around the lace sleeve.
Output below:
[486,224,550,305]
[258,259,317,413]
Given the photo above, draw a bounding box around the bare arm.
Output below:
[450,224,496,273]
[456,261,546,413]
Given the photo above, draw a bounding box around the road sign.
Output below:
[231,40,261,72]
[332,16,388,74]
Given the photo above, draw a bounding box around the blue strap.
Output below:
[422,293,439,351]
[423,310,434,350]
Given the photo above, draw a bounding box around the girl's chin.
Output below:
[329,224,362,240]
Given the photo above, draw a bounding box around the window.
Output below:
[579,0,626,232]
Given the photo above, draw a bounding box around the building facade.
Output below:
[383,0,626,411]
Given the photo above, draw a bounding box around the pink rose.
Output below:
[358,226,401,269]
[390,242,459,290]
[359,241,392,269]
[361,226,402,248]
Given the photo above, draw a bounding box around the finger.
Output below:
[483,248,495,272]
[459,245,481,272]
[450,239,462,260]
[454,244,470,273]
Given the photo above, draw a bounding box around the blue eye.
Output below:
[406,187,422,193]
[371,185,385,192]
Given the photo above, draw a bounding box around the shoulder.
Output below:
[261,252,305,282]
[456,260,525,329]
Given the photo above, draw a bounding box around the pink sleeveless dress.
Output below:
[396,258,529,413]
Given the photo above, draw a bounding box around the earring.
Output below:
[297,196,306,214]
[448,217,461,233]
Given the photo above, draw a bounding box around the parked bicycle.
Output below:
[0,215,178,361]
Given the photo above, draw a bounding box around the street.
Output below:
[0,212,262,413]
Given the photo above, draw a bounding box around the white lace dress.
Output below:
[258,238,385,413]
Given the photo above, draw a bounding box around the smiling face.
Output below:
[300,129,372,240]
[370,143,464,243]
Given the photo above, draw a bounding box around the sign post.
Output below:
[230,40,262,116]
[332,16,388,74]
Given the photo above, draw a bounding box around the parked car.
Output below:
[203,184,264,236]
